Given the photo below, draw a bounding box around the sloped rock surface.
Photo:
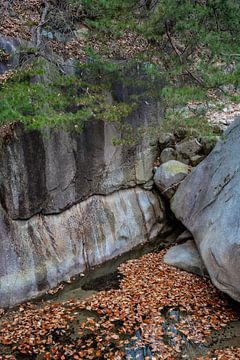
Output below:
[171,118,240,301]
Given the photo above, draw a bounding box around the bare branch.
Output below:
[165,21,204,86]
[36,1,49,48]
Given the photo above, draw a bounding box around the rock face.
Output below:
[0,119,159,220]
[0,187,170,308]
[154,160,190,199]
[171,118,240,301]
[164,240,207,276]
[0,83,176,307]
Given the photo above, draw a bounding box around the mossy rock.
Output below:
[154,160,190,199]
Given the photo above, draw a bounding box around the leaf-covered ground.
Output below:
[0,249,239,359]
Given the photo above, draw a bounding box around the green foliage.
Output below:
[159,110,220,142]
[67,0,137,36]
[0,59,139,132]
[1,0,240,141]
[162,87,207,107]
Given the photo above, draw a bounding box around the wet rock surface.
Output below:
[171,117,240,302]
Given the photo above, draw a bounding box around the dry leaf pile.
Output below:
[212,348,240,359]
[0,0,150,61]
[0,0,43,39]
[0,249,239,359]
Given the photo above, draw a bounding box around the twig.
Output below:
[162,178,189,194]
[165,21,204,86]
[165,21,181,57]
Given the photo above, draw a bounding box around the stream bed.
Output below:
[0,236,240,360]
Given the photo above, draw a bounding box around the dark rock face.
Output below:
[171,118,240,302]
[0,116,160,220]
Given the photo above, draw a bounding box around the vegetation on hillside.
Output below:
[0,0,240,140]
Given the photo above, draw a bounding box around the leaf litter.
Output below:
[0,249,239,359]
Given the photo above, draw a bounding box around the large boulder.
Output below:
[171,118,240,301]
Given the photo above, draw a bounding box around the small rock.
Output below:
[190,154,205,166]
[74,26,89,40]
[176,153,190,165]
[176,230,193,243]
[175,138,202,158]
[160,148,178,163]
[164,240,207,276]
[201,138,216,155]
[158,133,175,149]
[142,179,154,190]
[154,160,191,199]
[174,126,188,140]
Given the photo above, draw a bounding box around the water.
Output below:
[36,232,176,305]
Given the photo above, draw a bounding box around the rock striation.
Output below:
[171,118,240,302]
[0,187,170,308]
